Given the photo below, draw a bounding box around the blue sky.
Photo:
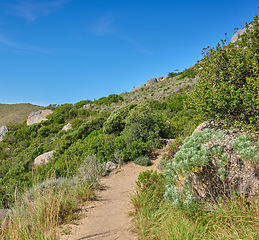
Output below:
[0,0,258,106]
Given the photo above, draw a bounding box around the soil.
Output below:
[60,143,171,240]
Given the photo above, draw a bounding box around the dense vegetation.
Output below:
[189,15,259,131]
[0,84,196,207]
[1,15,259,240]
[131,15,259,240]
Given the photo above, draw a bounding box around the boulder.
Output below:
[27,110,53,126]
[106,161,118,172]
[230,23,254,43]
[131,84,145,92]
[34,150,55,166]
[62,123,72,131]
[231,28,247,43]
[82,104,94,110]
[0,125,8,141]
[189,121,259,201]
[146,78,157,85]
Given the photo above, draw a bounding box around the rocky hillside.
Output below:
[0,103,42,125]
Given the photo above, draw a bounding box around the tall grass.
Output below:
[131,170,259,240]
[0,177,94,240]
[0,154,106,240]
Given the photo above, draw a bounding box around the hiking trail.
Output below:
[60,141,172,240]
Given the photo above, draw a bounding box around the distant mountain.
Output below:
[0,103,42,126]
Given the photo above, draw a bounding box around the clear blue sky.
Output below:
[0,0,258,106]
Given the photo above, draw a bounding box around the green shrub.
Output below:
[96,94,123,105]
[178,68,197,79]
[189,15,259,130]
[133,155,151,166]
[164,128,229,212]
[168,71,181,78]
[232,134,259,162]
[74,100,92,109]
[103,103,136,134]
[122,101,171,144]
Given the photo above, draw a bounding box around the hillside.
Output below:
[0,103,42,126]
[0,15,258,240]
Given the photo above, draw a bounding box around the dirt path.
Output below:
[60,143,171,240]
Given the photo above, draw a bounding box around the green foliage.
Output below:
[133,155,151,166]
[178,68,197,80]
[122,101,171,144]
[189,15,259,130]
[74,99,92,109]
[168,71,181,78]
[95,94,123,105]
[136,170,165,195]
[232,134,259,162]
[166,94,187,113]
[103,103,136,134]
[164,128,229,211]
[57,117,106,153]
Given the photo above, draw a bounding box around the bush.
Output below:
[164,128,228,212]
[178,68,197,79]
[103,103,136,134]
[133,155,151,166]
[122,101,171,144]
[189,15,259,130]
[96,94,123,105]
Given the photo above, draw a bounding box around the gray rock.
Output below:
[231,28,247,43]
[230,23,255,43]
[34,150,55,166]
[62,123,72,131]
[27,110,53,126]
[146,78,157,85]
[131,84,145,92]
[106,161,118,172]
[82,104,94,110]
[0,125,8,141]
[189,122,259,201]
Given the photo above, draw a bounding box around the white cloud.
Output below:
[3,0,70,22]
[121,35,152,54]
[92,12,117,36]
[0,34,50,53]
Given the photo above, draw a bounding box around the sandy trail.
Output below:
[60,144,170,240]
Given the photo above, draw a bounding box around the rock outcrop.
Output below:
[27,110,53,126]
[189,121,259,200]
[131,76,167,92]
[146,78,158,85]
[62,123,72,131]
[131,84,145,92]
[157,76,167,82]
[0,125,8,141]
[82,104,95,110]
[34,150,55,166]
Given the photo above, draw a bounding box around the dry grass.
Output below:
[0,103,42,125]
[0,177,95,240]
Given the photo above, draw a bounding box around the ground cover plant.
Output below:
[131,14,259,240]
